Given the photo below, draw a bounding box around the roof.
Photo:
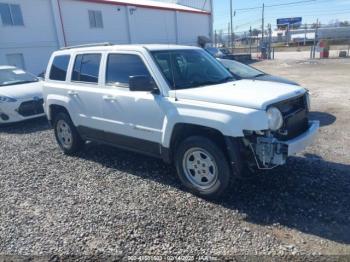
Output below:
[80,0,210,15]
[56,43,202,53]
[0,65,16,70]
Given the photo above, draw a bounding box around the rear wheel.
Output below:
[175,136,232,199]
[53,112,84,154]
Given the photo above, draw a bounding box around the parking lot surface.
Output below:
[1,58,350,258]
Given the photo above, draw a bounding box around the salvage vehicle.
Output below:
[218,58,299,86]
[43,43,319,198]
[205,47,252,62]
[0,66,44,124]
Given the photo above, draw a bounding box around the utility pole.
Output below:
[228,22,230,47]
[261,3,265,45]
[214,30,217,47]
[230,0,234,51]
[312,18,319,58]
[268,23,272,59]
[249,26,252,56]
[287,24,290,46]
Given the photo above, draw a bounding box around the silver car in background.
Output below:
[0,66,44,124]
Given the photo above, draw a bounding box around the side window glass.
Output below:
[49,55,70,81]
[106,54,150,87]
[72,54,101,83]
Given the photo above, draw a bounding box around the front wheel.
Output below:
[174,136,232,199]
[53,112,84,155]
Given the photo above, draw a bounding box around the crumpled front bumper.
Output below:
[251,120,320,169]
[284,120,319,156]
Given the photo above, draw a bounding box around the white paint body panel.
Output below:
[172,80,306,110]
[43,45,315,154]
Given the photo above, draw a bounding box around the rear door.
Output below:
[66,52,105,133]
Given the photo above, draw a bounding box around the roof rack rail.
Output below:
[60,42,114,50]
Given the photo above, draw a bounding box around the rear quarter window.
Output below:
[49,55,70,81]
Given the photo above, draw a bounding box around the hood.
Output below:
[171,79,306,110]
[0,81,43,100]
[254,74,299,86]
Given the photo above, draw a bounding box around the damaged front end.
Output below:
[243,120,319,170]
[243,93,320,169]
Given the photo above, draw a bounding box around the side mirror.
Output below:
[129,75,158,93]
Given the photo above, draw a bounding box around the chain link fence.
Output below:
[214,25,350,60]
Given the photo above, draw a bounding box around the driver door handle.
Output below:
[103,95,118,102]
[67,90,78,96]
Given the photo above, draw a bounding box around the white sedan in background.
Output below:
[0,66,45,124]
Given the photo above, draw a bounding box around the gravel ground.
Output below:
[1,58,350,259]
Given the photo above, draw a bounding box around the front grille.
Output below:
[18,99,44,117]
[274,95,309,141]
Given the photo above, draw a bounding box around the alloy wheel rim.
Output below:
[182,147,218,190]
[56,120,73,149]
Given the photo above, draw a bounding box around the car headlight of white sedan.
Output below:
[0,96,17,103]
[267,106,284,131]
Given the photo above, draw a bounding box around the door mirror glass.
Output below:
[129,75,157,92]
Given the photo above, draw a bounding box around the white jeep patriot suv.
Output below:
[43,43,319,198]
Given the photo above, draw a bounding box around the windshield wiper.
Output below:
[191,81,218,88]
[176,77,235,89]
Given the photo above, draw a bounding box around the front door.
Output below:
[101,52,165,154]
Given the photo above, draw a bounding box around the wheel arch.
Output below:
[48,104,70,125]
[163,123,243,181]
[46,94,76,125]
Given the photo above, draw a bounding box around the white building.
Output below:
[0,0,213,74]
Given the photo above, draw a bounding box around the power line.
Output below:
[215,0,329,15]
[235,0,317,12]
[266,0,317,8]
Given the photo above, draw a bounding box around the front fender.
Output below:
[161,100,268,148]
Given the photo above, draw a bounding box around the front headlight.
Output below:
[0,96,17,103]
[267,107,283,131]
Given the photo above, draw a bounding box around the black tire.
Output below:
[174,136,233,199]
[53,112,84,155]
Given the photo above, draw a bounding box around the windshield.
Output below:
[151,49,235,90]
[0,68,38,87]
[219,59,265,79]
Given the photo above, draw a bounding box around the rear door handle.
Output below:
[68,90,78,96]
[103,95,117,102]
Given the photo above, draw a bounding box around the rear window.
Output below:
[72,54,101,83]
[49,55,70,81]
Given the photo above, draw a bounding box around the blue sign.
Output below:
[277,17,302,27]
